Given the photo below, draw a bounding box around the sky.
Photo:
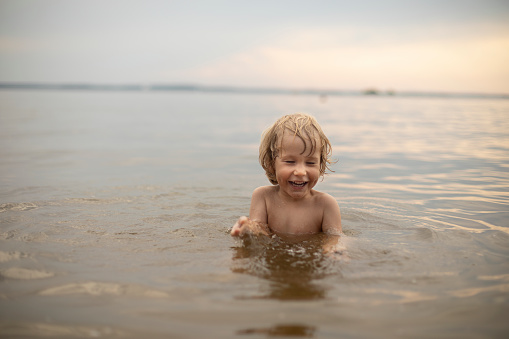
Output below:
[1,0,508,94]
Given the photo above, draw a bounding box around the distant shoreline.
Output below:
[0,82,507,100]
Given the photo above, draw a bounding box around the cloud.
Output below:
[1,1,508,92]
[186,27,509,93]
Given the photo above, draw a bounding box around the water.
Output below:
[0,90,508,338]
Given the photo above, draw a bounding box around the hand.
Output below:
[231,216,270,237]
[322,234,349,260]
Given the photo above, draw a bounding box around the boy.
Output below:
[231,113,342,251]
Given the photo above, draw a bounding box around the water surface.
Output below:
[0,90,508,338]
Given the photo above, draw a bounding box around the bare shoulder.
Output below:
[252,185,277,198]
[313,190,339,208]
[249,186,275,224]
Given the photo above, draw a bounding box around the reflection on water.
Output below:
[231,234,341,300]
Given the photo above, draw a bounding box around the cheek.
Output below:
[276,167,290,177]
[310,167,321,179]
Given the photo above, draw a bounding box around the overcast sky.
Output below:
[1,0,508,93]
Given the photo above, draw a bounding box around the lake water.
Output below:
[0,90,508,338]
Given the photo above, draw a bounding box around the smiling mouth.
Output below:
[289,181,307,188]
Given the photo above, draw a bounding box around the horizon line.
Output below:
[0,82,507,100]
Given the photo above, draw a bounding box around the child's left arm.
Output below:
[321,193,342,235]
[321,194,343,254]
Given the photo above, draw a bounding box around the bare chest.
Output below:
[266,199,323,234]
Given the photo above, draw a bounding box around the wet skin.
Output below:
[231,133,342,253]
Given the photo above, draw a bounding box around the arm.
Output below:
[321,194,343,254]
[321,193,342,235]
[248,186,269,225]
[231,187,271,237]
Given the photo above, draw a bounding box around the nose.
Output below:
[294,163,306,176]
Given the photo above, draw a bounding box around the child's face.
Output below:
[274,133,321,200]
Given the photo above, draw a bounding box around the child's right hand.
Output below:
[230,216,248,236]
[231,216,270,237]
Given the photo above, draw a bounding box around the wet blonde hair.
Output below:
[259,113,333,185]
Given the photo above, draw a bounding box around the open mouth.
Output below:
[289,181,307,188]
